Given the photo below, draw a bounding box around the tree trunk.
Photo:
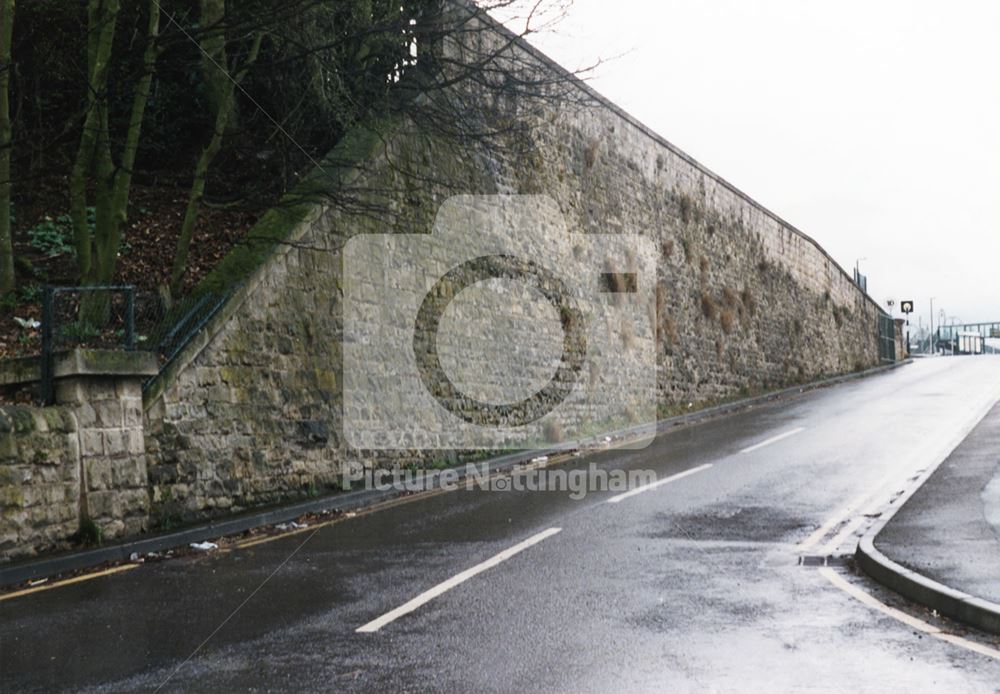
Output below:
[169,19,262,297]
[199,0,226,122]
[70,0,119,283]
[98,0,159,285]
[0,0,14,297]
[76,0,160,326]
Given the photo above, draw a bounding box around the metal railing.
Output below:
[144,290,232,386]
[40,285,137,404]
[877,312,896,364]
[36,284,235,403]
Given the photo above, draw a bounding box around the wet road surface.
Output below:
[3,357,1000,692]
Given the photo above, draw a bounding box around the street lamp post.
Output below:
[929,297,935,355]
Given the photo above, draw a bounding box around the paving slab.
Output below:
[872,397,1000,612]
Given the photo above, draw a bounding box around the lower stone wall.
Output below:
[0,350,155,561]
[0,405,80,559]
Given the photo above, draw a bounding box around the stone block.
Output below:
[43,484,67,506]
[80,430,105,457]
[76,379,117,403]
[29,504,56,524]
[114,379,143,400]
[148,464,178,486]
[50,502,78,523]
[37,464,61,483]
[122,515,147,537]
[99,518,125,541]
[86,458,112,492]
[0,465,20,486]
[0,485,25,508]
[75,402,98,428]
[112,457,147,489]
[87,490,121,520]
[94,401,123,428]
[54,380,86,405]
[66,434,80,463]
[121,488,151,515]
[123,399,144,427]
[0,529,19,552]
[103,430,128,457]
[127,429,145,456]
[0,433,15,461]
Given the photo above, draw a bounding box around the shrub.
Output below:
[661,315,679,346]
[700,293,717,320]
[27,208,93,258]
[722,287,739,307]
[678,194,694,224]
[584,138,600,169]
[741,287,757,316]
[720,309,736,334]
[77,516,103,547]
[833,305,850,327]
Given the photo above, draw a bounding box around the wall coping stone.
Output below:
[0,349,159,387]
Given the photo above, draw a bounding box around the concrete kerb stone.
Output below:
[1,360,909,588]
[856,534,1000,634]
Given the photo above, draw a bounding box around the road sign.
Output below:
[901,300,914,314]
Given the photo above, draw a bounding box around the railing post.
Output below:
[40,285,54,405]
[124,286,136,350]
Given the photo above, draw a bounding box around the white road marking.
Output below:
[605,464,713,504]
[819,514,867,554]
[355,527,562,633]
[819,567,1000,662]
[799,482,888,552]
[802,388,1000,553]
[739,427,805,454]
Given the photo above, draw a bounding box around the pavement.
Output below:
[3,357,1000,692]
[862,392,1000,632]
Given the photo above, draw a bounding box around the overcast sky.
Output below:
[507,0,1000,329]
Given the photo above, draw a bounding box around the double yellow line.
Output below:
[0,564,140,602]
[0,450,587,602]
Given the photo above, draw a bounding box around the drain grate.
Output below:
[798,555,850,567]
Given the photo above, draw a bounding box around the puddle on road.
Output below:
[643,505,809,543]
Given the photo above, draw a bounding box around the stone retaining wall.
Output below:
[140,13,883,523]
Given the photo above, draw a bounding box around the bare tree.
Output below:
[0,0,13,297]
[68,0,159,319]
[168,0,263,298]
[4,0,596,311]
